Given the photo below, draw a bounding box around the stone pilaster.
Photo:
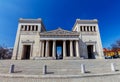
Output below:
[41,41,45,57]
[39,41,42,57]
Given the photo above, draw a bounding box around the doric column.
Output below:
[76,40,80,57]
[41,41,45,57]
[45,40,49,57]
[63,40,66,57]
[52,40,56,58]
[39,41,42,57]
[70,40,73,57]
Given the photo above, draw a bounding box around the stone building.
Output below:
[12,18,104,60]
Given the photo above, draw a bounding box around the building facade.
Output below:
[12,18,104,60]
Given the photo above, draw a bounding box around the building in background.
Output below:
[103,48,120,59]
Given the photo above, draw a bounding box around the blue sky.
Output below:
[0,0,120,48]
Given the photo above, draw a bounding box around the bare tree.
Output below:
[0,45,12,59]
[111,40,120,50]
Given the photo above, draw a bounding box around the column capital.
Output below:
[70,40,73,41]
[46,40,49,42]
[76,40,79,42]
[63,40,66,41]
[53,40,56,42]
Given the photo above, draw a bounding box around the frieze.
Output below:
[21,40,34,43]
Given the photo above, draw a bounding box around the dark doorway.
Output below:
[87,45,95,59]
[56,41,63,59]
[22,45,31,59]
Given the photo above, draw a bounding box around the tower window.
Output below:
[36,25,38,31]
[94,26,96,31]
[25,25,27,31]
[21,25,24,31]
[32,25,34,31]
[80,26,82,31]
[84,26,86,31]
[90,26,92,31]
[87,26,89,31]
[28,25,31,31]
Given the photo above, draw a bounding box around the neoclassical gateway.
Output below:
[12,18,104,60]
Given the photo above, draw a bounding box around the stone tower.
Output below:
[72,19,104,59]
[12,18,46,59]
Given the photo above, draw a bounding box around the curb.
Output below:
[0,72,120,79]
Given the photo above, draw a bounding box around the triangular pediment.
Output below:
[40,28,79,36]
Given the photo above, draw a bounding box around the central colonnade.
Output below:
[39,40,80,59]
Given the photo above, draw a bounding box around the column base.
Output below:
[63,57,81,60]
[33,57,56,60]
[11,56,17,60]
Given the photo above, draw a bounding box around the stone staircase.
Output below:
[0,59,120,75]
